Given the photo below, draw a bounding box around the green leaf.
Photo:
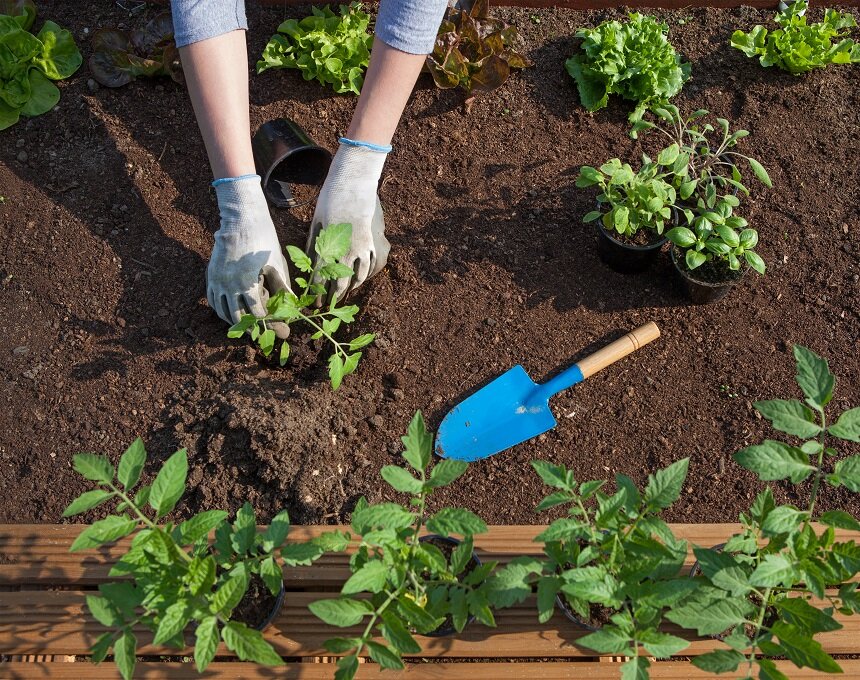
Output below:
[117,438,146,489]
[793,345,834,408]
[70,515,138,552]
[666,226,697,248]
[366,641,404,670]
[153,600,189,646]
[777,597,843,634]
[309,597,369,627]
[148,448,188,518]
[638,630,688,658]
[579,626,634,654]
[211,570,249,616]
[86,594,121,627]
[380,465,423,494]
[746,157,772,188]
[72,453,114,483]
[621,656,650,680]
[754,400,822,438]
[90,632,113,664]
[315,223,353,263]
[820,510,860,532]
[194,616,219,672]
[401,411,432,472]
[187,555,216,596]
[221,621,283,665]
[692,547,752,596]
[644,458,689,509]
[745,249,766,275]
[342,559,388,594]
[531,460,573,490]
[734,440,815,483]
[260,555,284,596]
[427,459,468,488]
[351,502,414,534]
[286,245,313,272]
[771,620,842,672]
[263,510,291,549]
[666,596,754,635]
[426,507,487,537]
[396,595,443,634]
[175,510,229,545]
[750,554,796,587]
[690,649,745,673]
[281,542,325,565]
[335,655,359,680]
[63,489,114,517]
[380,611,421,654]
[328,353,345,390]
[657,143,680,166]
[832,455,860,492]
[348,333,375,350]
[761,506,808,535]
[114,631,136,680]
[830,408,860,442]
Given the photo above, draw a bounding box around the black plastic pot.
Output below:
[555,592,602,632]
[595,221,668,274]
[255,580,286,631]
[419,534,481,637]
[251,118,332,208]
[671,246,746,305]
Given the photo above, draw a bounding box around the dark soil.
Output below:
[1,4,858,531]
[605,226,666,247]
[233,574,281,630]
[673,245,747,284]
[557,596,615,630]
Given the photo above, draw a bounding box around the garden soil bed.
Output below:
[0,4,858,528]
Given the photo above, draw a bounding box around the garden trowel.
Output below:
[435,322,660,461]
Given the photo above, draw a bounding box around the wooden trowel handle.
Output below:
[576,322,660,379]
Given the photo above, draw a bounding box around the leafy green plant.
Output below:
[89,12,182,88]
[632,105,771,275]
[732,0,860,74]
[576,157,678,239]
[491,459,696,679]
[309,412,508,680]
[426,0,532,110]
[228,223,374,390]
[566,13,690,123]
[256,2,372,95]
[0,6,82,130]
[669,346,860,678]
[64,439,348,680]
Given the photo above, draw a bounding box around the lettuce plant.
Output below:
[566,13,689,123]
[0,6,81,130]
[426,0,532,110]
[576,157,678,238]
[490,459,696,680]
[227,223,374,390]
[310,412,509,680]
[89,12,182,88]
[64,438,348,680]
[670,346,860,678]
[257,3,372,95]
[732,0,860,74]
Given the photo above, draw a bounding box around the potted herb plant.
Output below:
[633,105,772,302]
[309,412,506,680]
[668,345,860,678]
[577,157,679,273]
[489,458,699,679]
[64,439,347,680]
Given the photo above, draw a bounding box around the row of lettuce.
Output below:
[65,346,860,680]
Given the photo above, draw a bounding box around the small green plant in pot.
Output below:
[667,345,860,678]
[490,458,698,679]
[576,157,679,274]
[309,412,506,680]
[64,439,347,679]
[633,105,772,302]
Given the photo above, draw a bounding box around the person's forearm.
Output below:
[179,30,256,180]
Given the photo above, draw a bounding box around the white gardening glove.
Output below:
[208,175,290,338]
[306,138,391,303]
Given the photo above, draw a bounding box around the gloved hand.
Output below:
[207,175,291,338]
[306,138,391,303]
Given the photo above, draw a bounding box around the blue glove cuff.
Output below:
[211,174,260,188]
[339,137,392,153]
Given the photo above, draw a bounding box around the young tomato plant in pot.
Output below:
[577,158,678,274]
[634,105,772,302]
[491,458,698,680]
[228,223,375,389]
[64,439,347,680]
[309,412,505,679]
[668,346,860,678]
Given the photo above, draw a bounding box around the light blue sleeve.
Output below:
[172,0,448,55]
[171,0,247,48]
[375,0,449,54]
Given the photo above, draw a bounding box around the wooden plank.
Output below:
[3,524,857,586]
[2,590,859,658]
[2,660,860,679]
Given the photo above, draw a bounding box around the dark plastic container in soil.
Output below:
[671,246,747,305]
[418,534,481,637]
[251,118,332,209]
[555,590,615,632]
[595,221,668,274]
[232,575,287,631]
